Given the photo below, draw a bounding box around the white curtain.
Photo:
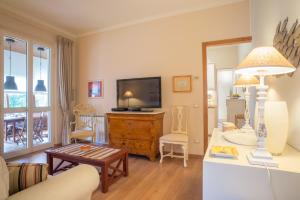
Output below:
[57,36,74,145]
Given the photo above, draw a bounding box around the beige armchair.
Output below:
[69,104,96,143]
[8,165,100,200]
[0,156,99,200]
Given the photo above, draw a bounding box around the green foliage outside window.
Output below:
[4,93,27,108]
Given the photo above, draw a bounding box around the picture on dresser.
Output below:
[88,80,104,98]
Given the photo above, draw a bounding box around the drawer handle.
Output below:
[122,142,125,145]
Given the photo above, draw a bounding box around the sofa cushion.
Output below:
[0,156,9,200]
[7,163,48,195]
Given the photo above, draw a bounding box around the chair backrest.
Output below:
[33,117,43,132]
[170,106,189,135]
[73,104,96,130]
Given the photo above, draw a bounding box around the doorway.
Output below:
[202,36,252,152]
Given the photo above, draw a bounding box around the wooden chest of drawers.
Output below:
[107,112,164,161]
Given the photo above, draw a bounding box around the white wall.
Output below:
[207,45,239,69]
[217,69,234,120]
[251,0,300,150]
[77,1,251,155]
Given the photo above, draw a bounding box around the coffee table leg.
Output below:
[123,152,128,177]
[47,154,53,175]
[101,165,109,193]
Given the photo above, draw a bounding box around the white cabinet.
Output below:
[203,128,300,200]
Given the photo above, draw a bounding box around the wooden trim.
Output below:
[202,36,252,153]
[202,43,208,153]
[172,75,192,93]
[202,37,252,47]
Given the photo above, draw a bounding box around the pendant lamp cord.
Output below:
[9,39,12,76]
[39,48,42,79]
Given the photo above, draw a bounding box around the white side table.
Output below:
[203,128,300,200]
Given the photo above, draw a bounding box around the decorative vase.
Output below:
[264,101,288,155]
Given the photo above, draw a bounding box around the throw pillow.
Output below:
[0,156,9,200]
[7,163,48,195]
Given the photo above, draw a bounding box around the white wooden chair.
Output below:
[69,104,96,143]
[160,106,189,167]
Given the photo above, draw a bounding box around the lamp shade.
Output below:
[124,90,133,98]
[234,75,259,87]
[236,47,295,76]
[35,80,46,92]
[4,76,18,90]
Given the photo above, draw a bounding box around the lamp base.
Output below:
[247,148,278,167]
[239,123,255,133]
[223,131,257,146]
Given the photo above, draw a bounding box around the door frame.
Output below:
[202,36,252,152]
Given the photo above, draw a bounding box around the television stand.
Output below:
[127,108,154,112]
[107,112,164,161]
[140,109,154,112]
[128,107,141,112]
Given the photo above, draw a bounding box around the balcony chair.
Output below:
[33,116,44,143]
[15,120,27,145]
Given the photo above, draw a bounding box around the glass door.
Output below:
[3,36,28,154]
[32,44,51,147]
[1,34,53,158]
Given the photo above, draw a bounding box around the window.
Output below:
[32,44,51,146]
[2,35,53,155]
[3,37,27,109]
[33,45,50,107]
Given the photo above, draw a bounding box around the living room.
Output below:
[1,0,300,200]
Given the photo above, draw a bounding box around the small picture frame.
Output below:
[88,80,104,98]
[173,75,192,93]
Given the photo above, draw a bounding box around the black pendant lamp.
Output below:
[34,47,46,92]
[4,38,18,90]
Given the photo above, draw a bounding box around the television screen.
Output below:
[117,77,161,108]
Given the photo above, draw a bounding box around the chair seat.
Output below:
[69,130,94,139]
[160,133,188,143]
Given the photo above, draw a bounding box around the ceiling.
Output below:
[0,0,243,37]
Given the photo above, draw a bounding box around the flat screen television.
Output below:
[117,77,161,108]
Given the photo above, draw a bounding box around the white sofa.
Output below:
[0,156,100,200]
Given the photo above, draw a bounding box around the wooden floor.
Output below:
[11,153,203,200]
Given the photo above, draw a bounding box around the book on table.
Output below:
[210,146,239,159]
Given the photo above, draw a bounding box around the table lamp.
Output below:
[235,46,295,167]
[124,90,133,108]
[234,75,259,133]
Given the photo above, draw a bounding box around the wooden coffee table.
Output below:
[45,144,128,193]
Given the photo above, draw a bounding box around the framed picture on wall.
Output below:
[173,75,192,93]
[88,80,104,98]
